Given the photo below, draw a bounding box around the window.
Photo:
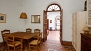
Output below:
[47,4,60,11]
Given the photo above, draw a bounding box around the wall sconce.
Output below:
[20,12,27,19]
[83,25,89,35]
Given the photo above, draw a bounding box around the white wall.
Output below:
[47,12,60,30]
[0,0,26,42]
[0,0,86,42]
[25,0,86,41]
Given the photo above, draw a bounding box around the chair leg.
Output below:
[7,46,9,51]
[29,44,30,51]
[14,47,15,51]
[21,44,23,51]
[36,45,38,51]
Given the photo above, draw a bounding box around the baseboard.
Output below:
[62,41,72,46]
[41,38,45,42]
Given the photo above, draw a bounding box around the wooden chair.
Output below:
[29,32,42,51]
[1,29,10,46]
[34,28,40,33]
[33,28,41,39]
[4,34,23,51]
[26,28,32,33]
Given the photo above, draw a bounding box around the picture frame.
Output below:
[0,13,6,23]
[50,20,52,23]
[31,15,40,23]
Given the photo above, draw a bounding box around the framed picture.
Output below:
[0,13,6,23]
[31,15,40,23]
[50,20,52,23]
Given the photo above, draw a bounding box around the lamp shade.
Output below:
[20,12,27,19]
[83,26,89,31]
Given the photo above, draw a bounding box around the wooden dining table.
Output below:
[10,32,37,51]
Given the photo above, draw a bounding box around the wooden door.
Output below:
[60,10,63,44]
[43,10,49,42]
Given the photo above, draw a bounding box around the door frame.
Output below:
[43,3,63,44]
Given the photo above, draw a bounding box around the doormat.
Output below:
[48,48,58,51]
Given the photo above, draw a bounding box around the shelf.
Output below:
[87,0,91,26]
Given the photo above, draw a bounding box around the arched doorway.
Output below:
[43,3,63,44]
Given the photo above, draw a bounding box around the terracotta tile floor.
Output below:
[47,31,60,41]
[38,31,76,51]
[38,39,76,51]
[0,40,75,51]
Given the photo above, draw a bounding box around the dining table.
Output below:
[10,32,37,51]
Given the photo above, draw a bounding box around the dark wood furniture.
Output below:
[29,32,42,51]
[81,33,91,51]
[4,34,23,51]
[9,32,37,51]
[34,28,40,33]
[1,29,10,46]
[11,32,36,39]
[34,28,41,39]
[26,28,32,33]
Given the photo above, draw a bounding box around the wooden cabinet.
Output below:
[72,11,87,51]
[87,0,91,27]
[81,33,91,51]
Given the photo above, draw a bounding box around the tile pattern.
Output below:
[0,40,76,51]
[38,40,76,51]
[47,31,60,41]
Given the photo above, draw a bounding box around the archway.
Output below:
[43,3,63,44]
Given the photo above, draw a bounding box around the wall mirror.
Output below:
[31,15,40,23]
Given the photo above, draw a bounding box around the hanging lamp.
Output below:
[20,12,27,19]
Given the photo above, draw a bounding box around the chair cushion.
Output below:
[8,41,21,47]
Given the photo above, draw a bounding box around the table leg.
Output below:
[27,39,29,51]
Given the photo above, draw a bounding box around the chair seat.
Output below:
[29,33,42,51]
[29,40,40,45]
[8,41,21,47]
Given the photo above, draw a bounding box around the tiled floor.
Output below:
[38,39,76,51]
[0,40,75,51]
[39,31,76,51]
[47,31,60,41]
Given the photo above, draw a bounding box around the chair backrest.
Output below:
[4,34,15,46]
[34,28,40,33]
[26,28,32,33]
[1,29,10,34]
[37,32,42,44]
[1,29,10,42]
